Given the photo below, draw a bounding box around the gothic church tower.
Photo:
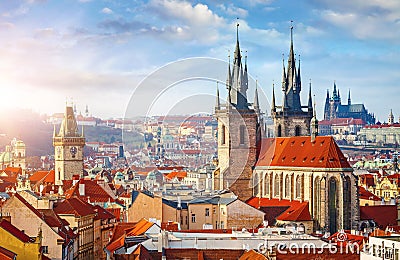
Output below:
[271,26,313,137]
[214,24,262,201]
[53,105,85,185]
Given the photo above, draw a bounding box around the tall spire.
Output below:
[226,52,232,90]
[271,81,276,113]
[297,55,301,92]
[308,79,313,113]
[254,80,260,111]
[215,82,220,110]
[311,95,318,142]
[281,54,286,92]
[347,89,351,105]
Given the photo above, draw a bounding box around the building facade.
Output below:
[213,25,262,201]
[253,136,360,233]
[53,106,85,184]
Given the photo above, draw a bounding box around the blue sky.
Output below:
[0,0,399,121]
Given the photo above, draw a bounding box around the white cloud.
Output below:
[217,3,248,18]
[101,7,113,14]
[316,1,400,41]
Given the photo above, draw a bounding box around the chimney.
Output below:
[79,179,85,196]
[72,175,79,186]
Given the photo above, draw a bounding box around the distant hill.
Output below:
[0,109,143,156]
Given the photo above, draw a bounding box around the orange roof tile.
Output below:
[256,136,351,169]
[29,170,55,184]
[64,179,114,203]
[239,249,267,260]
[276,202,311,221]
[358,186,380,201]
[125,218,154,236]
[54,197,96,217]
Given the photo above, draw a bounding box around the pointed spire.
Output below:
[226,51,232,90]
[333,80,337,97]
[326,89,330,100]
[271,81,276,113]
[348,89,351,105]
[216,82,220,110]
[311,95,318,142]
[81,124,84,137]
[308,79,313,112]
[297,54,301,92]
[254,80,260,111]
[281,54,286,92]
[233,19,241,67]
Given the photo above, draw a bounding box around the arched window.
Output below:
[274,174,280,197]
[277,125,282,137]
[264,173,269,196]
[253,172,259,196]
[295,126,301,136]
[314,177,321,229]
[285,175,290,198]
[343,176,352,229]
[296,176,301,198]
[240,125,245,145]
[221,125,226,145]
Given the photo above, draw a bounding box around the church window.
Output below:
[274,174,280,197]
[221,125,226,145]
[240,125,245,145]
[295,126,301,136]
[296,176,301,198]
[264,173,269,196]
[285,175,290,198]
[277,125,282,137]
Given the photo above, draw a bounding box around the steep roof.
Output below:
[54,197,96,217]
[239,249,267,260]
[0,246,17,260]
[246,197,311,222]
[0,219,34,243]
[360,205,397,229]
[358,186,380,201]
[256,136,351,169]
[29,170,55,184]
[64,179,115,203]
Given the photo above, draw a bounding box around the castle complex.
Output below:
[214,25,359,233]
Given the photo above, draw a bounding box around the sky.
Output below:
[0,0,399,121]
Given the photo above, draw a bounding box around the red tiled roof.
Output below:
[64,179,115,203]
[246,197,311,222]
[276,202,311,221]
[131,244,152,259]
[107,208,121,221]
[165,171,187,180]
[93,205,116,221]
[29,170,55,184]
[256,136,351,169]
[54,197,96,217]
[0,246,17,260]
[125,218,154,236]
[360,205,397,229]
[0,219,33,243]
[2,167,22,176]
[239,249,267,260]
[328,230,365,248]
[358,186,380,201]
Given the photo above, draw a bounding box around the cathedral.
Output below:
[53,105,85,185]
[323,82,375,124]
[214,25,359,233]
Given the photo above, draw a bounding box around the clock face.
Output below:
[70,146,77,158]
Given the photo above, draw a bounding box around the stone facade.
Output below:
[253,136,360,233]
[53,106,85,183]
[213,28,261,202]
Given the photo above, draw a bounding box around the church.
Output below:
[213,25,359,234]
[323,82,375,124]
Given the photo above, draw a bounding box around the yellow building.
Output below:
[0,219,42,260]
[370,176,398,202]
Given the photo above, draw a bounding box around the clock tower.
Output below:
[53,105,85,185]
